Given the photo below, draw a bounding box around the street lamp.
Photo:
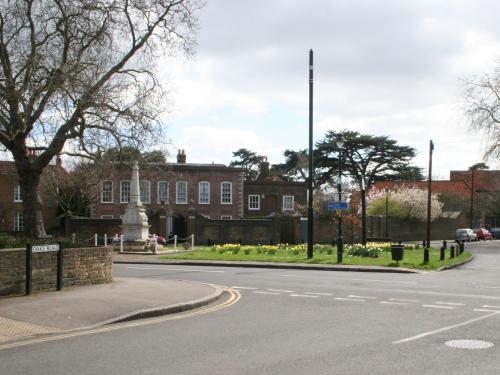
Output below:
[361,178,367,246]
[425,140,434,264]
[307,49,314,259]
[470,167,475,229]
[336,139,344,263]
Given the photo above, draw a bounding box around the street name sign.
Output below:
[32,244,60,253]
[327,201,349,211]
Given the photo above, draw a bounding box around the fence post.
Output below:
[120,235,124,253]
[104,234,108,247]
[174,235,178,250]
[191,234,195,250]
[94,234,98,247]
[72,233,76,244]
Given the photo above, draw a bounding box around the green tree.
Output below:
[229,148,264,181]
[0,0,201,237]
[272,149,309,182]
[315,130,423,188]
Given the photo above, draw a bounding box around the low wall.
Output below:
[0,246,113,297]
[64,215,122,239]
[192,215,285,245]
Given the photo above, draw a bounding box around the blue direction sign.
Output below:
[327,201,349,211]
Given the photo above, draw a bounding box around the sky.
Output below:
[159,0,500,180]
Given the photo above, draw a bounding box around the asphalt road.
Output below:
[2,241,500,374]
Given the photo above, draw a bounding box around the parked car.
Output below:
[490,227,500,239]
[475,228,492,241]
[455,228,477,242]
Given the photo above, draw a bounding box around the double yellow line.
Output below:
[0,286,240,351]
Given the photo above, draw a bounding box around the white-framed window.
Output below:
[199,181,210,204]
[221,215,232,220]
[14,212,23,232]
[101,215,114,219]
[176,181,187,204]
[283,195,294,211]
[120,180,131,203]
[221,182,232,204]
[248,195,260,210]
[140,180,150,204]
[101,180,113,203]
[157,181,169,204]
[14,185,22,202]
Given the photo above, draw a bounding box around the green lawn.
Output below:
[160,245,472,270]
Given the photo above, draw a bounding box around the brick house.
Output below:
[244,160,307,218]
[373,169,500,228]
[94,150,245,237]
[0,158,64,233]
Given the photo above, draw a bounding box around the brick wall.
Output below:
[0,246,113,297]
[64,215,122,239]
[188,215,282,245]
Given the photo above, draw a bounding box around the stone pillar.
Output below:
[120,161,150,245]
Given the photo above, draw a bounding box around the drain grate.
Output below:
[445,339,494,350]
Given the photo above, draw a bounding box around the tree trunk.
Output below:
[19,170,47,238]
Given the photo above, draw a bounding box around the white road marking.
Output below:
[290,294,319,298]
[423,304,455,309]
[332,277,416,285]
[304,292,334,296]
[475,308,500,313]
[231,286,257,290]
[127,266,201,272]
[475,286,500,289]
[203,270,225,273]
[348,294,377,299]
[280,274,297,277]
[390,298,419,303]
[435,302,465,306]
[268,289,294,293]
[482,305,500,309]
[394,311,500,344]
[253,291,280,295]
[380,301,408,306]
[335,297,365,302]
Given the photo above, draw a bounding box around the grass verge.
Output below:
[160,245,472,270]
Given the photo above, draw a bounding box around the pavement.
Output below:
[0,277,223,343]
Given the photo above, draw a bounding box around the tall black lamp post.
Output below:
[361,178,367,246]
[385,192,389,238]
[307,49,314,259]
[424,140,434,264]
[336,139,344,263]
[470,167,475,228]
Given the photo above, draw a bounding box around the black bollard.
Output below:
[440,246,445,261]
[460,241,465,255]
[337,237,343,264]
[422,240,426,248]
[424,248,429,264]
[450,245,455,258]
[443,240,447,249]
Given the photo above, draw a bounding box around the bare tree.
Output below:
[464,70,500,159]
[0,0,202,237]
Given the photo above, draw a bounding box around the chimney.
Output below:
[177,149,186,164]
[258,157,270,180]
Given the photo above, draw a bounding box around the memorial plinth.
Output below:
[120,161,150,250]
